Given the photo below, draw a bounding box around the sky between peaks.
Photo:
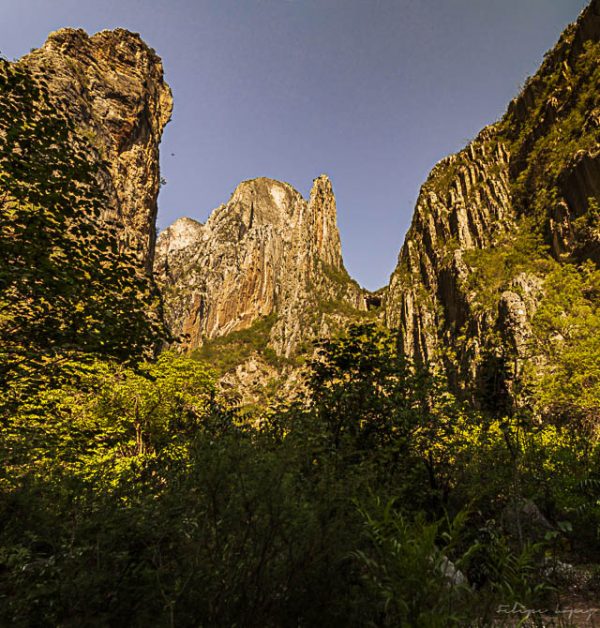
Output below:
[2,0,589,289]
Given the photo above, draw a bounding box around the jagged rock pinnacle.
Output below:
[154,176,366,357]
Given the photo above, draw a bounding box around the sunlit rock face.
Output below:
[22,28,173,270]
[385,0,600,400]
[155,175,369,360]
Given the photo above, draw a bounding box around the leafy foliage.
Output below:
[4,324,589,626]
[529,261,600,425]
[0,60,163,405]
[463,223,555,312]
[191,314,277,374]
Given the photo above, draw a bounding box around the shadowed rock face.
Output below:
[386,131,513,368]
[21,28,173,270]
[155,175,368,359]
[385,0,600,400]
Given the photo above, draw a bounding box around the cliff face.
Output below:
[21,28,173,269]
[385,0,600,402]
[1,29,172,369]
[385,131,513,368]
[11,15,597,408]
[155,175,371,393]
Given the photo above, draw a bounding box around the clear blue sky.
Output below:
[1,0,589,289]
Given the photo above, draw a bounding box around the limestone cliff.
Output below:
[386,131,513,370]
[21,28,173,269]
[155,175,371,397]
[1,28,172,366]
[385,0,600,404]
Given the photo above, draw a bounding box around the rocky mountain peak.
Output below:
[154,175,369,389]
[21,27,173,270]
[308,174,344,270]
[158,217,204,255]
[218,177,301,231]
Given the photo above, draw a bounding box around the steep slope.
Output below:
[155,175,372,397]
[385,0,600,410]
[21,28,173,269]
[1,29,172,388]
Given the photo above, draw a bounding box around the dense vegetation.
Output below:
[2,322,600,625]
[192,314,279,375]
[0,60,163,407]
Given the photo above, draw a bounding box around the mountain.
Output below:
[154,1,599,409]
[0,28,172,385]
[11,7,599,411]
[154,175,374,399]
[22,28,173,270]
[384,0,600,412]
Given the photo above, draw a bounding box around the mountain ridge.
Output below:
[13,3,599,408]
[153,0,599,407]
[155,173,374,401]
[155,174,362,350]
[384,0,600,406]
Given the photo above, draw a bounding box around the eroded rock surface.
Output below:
[385,0,600,401]
[386,131,513,371]
[22,28,173,269]
[155,176,371,384]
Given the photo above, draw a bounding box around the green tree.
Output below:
[531,261,600,426]
[307,323,426,452]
